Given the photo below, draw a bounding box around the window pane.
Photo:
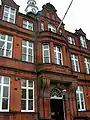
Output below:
[29,42,32,47]
[77,102,80,109]
[11,8,15,14]
[0,86,1,98]
[4,77,9,84]
[7,36,12,41]
[2,98,8,109]
[0,41,5,48]
[22,40,26,46]
[22,79,26,87]
[43,44,48,49]
[7,43,11,49]
[28,81,33,87]
[44,58,49,63]
[6,50,11,57]
[28,49,32,55]
[22,89,26,99]
[3,86,9,97]
[28,100,33,110]
[22,54,26,61]
[28,89,33,99]
[44,51,49,57]
[0,77,1,84]
[22,47,26,53]
[21,100,26,110]
[4,7,9,12]
[81,102,84,109]
[0,34,5,40]
[28,55,32,62]
[0,49,4,56]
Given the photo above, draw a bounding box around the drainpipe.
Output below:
[33,14,40,120]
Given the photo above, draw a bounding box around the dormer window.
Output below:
[80,36,87,48]
[3,6,16,24]
[48,24,56,33]
[68,36,75,45]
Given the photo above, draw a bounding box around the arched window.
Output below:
[51,88,62,99]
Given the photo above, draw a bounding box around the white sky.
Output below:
[14,0,90,39]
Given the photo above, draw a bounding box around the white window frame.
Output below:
[84,58,90,74]
[23,20,33,31]
[68,36,75,45]
[22,40,34,63]
[48,24,56,33]
[0,34,13,58]
[76,86,86,111]
[71,54,80,72]
[21,79,34,112]
[80,36,87,48]
[0,76,10,112]
[54,46,63,65]
[3,5,16,24]
[43,44,50,63]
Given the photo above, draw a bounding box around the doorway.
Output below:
[50,98,64,120]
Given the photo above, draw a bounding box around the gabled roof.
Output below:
[75,28,86,36]
[42,3,57,13]
[1,0,19,9]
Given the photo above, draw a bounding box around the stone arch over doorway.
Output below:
[50,87,63,98]
[50,87,65,120]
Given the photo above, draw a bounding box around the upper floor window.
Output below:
[71,54,80,72]
[41,23,44,31]
[0,34,13,58]
[68,36,75,45]
[54,46,63,65]
[76,86,86,111]
[80,36,87,48]
[23,20,33,31]
[0,76,10,112]
[3,6,16,24]
[84,58,90,74]
[48,24,56,33]
[22,40,34,63]
[21,79,34,112]
[43,44,50,63]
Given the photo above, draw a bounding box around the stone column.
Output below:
[66,82,77,120]
[62,45,68,66]
[50,42,54,63]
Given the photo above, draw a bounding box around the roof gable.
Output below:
[1,0,19,9]
[75,28,86,36]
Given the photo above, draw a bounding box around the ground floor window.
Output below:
[21,79,34,112]
[0,76,10,112]
[76,86,86,111]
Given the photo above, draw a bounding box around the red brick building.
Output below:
[0,0,90,120]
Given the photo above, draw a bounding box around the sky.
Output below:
[14,0,90,39]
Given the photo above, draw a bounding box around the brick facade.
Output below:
[0,0,90,120]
